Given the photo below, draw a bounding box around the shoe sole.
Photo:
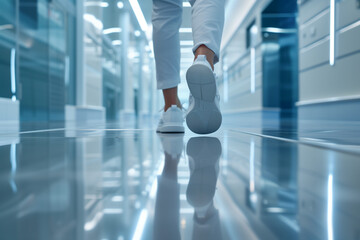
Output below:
[157,124,185,133]
[186,64,222,134]
[187,137,222,161]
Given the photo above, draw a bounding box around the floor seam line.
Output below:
[230,129,360,156]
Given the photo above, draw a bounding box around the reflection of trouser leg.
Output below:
[153,174,181,240]
[190,0,225,64]
[152,0,183,90]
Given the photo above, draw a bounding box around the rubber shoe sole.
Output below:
[186,64,222,134]
[156,124,185,133]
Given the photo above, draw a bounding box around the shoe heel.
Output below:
[186,107,222,134]
[186,64,216,101]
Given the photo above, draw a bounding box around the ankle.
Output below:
[195,45,215,70]
[163,87,179,111]
[164,103,182,112]
[164,104,175,111]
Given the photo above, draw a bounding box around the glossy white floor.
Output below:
[0,117,359,240]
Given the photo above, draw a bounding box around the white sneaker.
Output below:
[186,55,222,134]
[156,105,185,133]
[157,132,184,159]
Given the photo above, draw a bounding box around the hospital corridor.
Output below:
[0,0,360,239]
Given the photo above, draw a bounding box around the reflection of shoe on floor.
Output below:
[158,132,184,159]
[186,137,222,240]
[186,137,221,212]
[157,105,185,133]
[186,55,222,134]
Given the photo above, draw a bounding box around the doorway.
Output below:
[261,0,298,127]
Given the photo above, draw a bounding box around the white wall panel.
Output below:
[298,0,360,107]
[338,0,360,29]
[338,21,360,57]
[299,9,329,48]
[0,97,19,122]
[300,38,329,71]
[299,52,360,102]
[222,75,262,113]
[298,0,329,24]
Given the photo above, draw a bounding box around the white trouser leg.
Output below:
[189,0,225,64]
[152,0,183,90]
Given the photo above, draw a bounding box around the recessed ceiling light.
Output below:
[134,30,141,37]
[129,0,148,32]
[117,1,124,9]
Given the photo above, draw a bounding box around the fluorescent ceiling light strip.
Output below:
[85,1,109,7]
[180,48,193,53]
[103,27,122,34]
[84,14,103,30]
[129,0,148,32]
[10,144,16,173]
[182,2,191,7]
[103,208,123,214]
[262,27,296,33]
[179,28,192,33]
[329,0,335,66]
[10,48,16,95]
[250,47,256,93]
[180,40,193,46]
[112,196,124,202]
[112,40,122,45]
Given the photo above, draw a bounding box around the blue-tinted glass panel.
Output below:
[0,0,16,99]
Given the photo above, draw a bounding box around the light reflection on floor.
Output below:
[0,120,359,240]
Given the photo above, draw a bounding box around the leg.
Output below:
[162,87,182,111]
[185,0,224,134]
[190,0,225,67]
[152,0,183,111]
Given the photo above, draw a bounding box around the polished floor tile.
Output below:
[0,122,359,240]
